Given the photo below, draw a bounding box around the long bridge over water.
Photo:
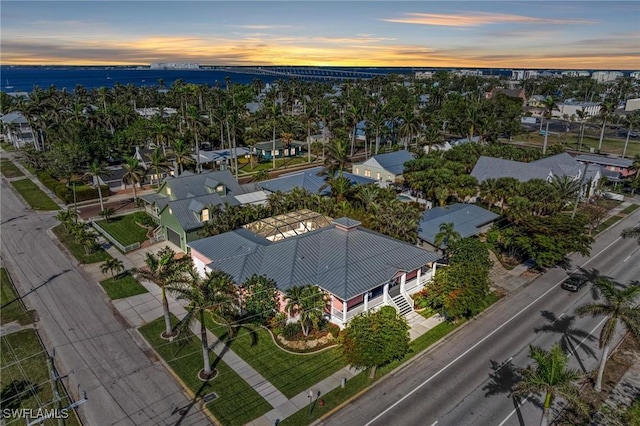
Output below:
[221,67,391,81]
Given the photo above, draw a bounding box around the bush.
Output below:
[36,172,109,204]
[269,312,287,335]
[132,211,155,227]
[282,322,301,340]
[324,322,341,339]
[37,171,61,192]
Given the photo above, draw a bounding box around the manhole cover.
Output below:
[202,393,218,403]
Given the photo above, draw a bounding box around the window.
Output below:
[284,149,289,156]
[355,167,359,174]
[166,187,172,196]
[376,172,381,180]
[364,169,371,177]
[388,175,392,181]
[202,208,209,221]
[274,150,279,156]
[216,185,224,192]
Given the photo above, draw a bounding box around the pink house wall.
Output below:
[346,294,364,309]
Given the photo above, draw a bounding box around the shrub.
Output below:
[282,322,301,340]
[269,312,287,335]
[37,171,62,193]
[132,211,155,227]
[325,322,341,339]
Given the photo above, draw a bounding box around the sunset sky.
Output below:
[1,1,639,69]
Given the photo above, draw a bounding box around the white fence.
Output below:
[92,221,140,253]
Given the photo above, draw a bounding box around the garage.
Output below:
[166,227,182,248]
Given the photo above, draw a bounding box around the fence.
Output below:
[91,221,140,253]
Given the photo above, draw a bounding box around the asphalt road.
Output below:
[0,180,211,425]
[323,209,640,426]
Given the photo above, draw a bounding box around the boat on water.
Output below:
[5,79,14,89]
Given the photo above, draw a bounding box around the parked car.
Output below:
[561,275,588,292]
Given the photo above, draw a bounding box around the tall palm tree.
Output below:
[575,278,640,391]
[434,222,461,255]
[575,108,589,153]
[84,160,109,212]
[171,139,193,176]
[186,106,205,173]
[323,137,350,177]
[550,175,580,205]
[145,147,170,186]
[268,103,282,170]
[480,178,499,211]
[169,268,238,379]
[541,97,558,155]
[135,246,191,338]
[512,343,586,426]
[597,100,616,152]
[121,156,145,201]
[285,285,327,337]
[622,111,640,158]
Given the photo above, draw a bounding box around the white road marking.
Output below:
[497,396,529,426]
[624,255,631,262]
[429,421,439,426]
[567,317,607,358]
[363,236,622,426]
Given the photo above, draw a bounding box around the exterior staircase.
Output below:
[391,294,414,316]
[149,226,165,244]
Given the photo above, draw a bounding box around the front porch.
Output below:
[329,265,436,328]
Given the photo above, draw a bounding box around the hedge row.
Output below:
[36,172,111,204]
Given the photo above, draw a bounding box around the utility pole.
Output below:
[72,182,77,219]
[46,351,64,426]
[571,162,591,219]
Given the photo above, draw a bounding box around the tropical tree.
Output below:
[84,160,109,212]
[622,225,640,244]
[171,139,193,176]
[575,278,640,392]
[135,246,191,338]
[284,285,328,337]
[541,97,558,155]
[434,222,461,255]
[323,137,350,177]
[170,268,239,379]
[242,274,279,324]
[56,209,78,229]
[121,156,145,201]
[340,306,410,378]
[597,100,616,152]
[575,108,589,153]
[512,343,587,426]
[622,111,640,158]
[146,147,170,186]
[101,258,124,279]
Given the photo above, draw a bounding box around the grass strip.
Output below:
[596,215,624,234]
[0,268,34,325]
[10,179,59,211]
[1,329,81,426]
[0,142,16,151]
[620,204,640,215]
[139,315,272,426]
[99,272,148,300]
[205,319,345,398]
[0,160,25,178]
[52,224,112,264]
[95,214,150,246]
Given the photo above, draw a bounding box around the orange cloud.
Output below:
[381,12,595,27]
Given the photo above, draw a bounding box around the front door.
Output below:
[389,280,401,297]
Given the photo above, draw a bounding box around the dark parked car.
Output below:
[561,275,588,292]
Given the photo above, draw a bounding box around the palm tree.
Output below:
[622,225,640,244]
[434,222,461,255]
[186,105,205,173]
[285,285,327,337]
[541,97,558,155]
[101,258,124,279]
[550,175,580,205]
[84,160,109,212]
[597,100,616,152]
[171,139,193,176]
[622,111,640,158]
[121,156,145,201]
[135,246,191,338]
[575,108,588,153]
[480,178,499,211]
[267,103,282,170]
[169,268,238,379]
[575,278,640,392]
[323,137,350,177]
[512,343,586,426]
[56,209,78,229]
[145,147,169,186]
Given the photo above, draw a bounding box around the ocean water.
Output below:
[0,66,515,93]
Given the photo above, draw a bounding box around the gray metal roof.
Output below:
[164,170,244,199]
[576,154,633,168]
[471,156,551,183]
[257,167,375,195]
[418,203,499,246]
[168,194,240,231]
[358,150,414,175]
[0,111,28,124]
[188,220,440,300]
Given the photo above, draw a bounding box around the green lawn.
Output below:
[95,213,150,246]
[596,215,624,234]
[280,320,461,425]
[1,330,81,426]
[621,204,640,215]
[10,179,59,211]
[52,224,112,264]
[99,272,148,300]
[139,316,272,426]
[511,132,640,158]
[0,160,25,178]
[205,319,345,398]
[0,141,16,151]
[0,268,34,325]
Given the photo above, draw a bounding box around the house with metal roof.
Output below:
[188,216,441,328]
[252,166,375,195]
[139,170,247,251]
[471,153,602,197]
[351,150,414,183]
[418,203,499,251]
[575,154,635,180]
[254,139,306,161]
[0,111,36,149]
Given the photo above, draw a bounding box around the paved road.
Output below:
[0,180,211,425]
[323,209,640,426]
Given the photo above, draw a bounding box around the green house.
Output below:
[139,170,245,252]
[254,139,305,161]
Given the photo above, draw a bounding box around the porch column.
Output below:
[400,273,407,293]
[342,300,347,323]
[433,262,437,277]
[383,283,389,303]
[417,268,422,286]
[364,292,369,311]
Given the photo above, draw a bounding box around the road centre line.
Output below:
[363,236,623,426]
